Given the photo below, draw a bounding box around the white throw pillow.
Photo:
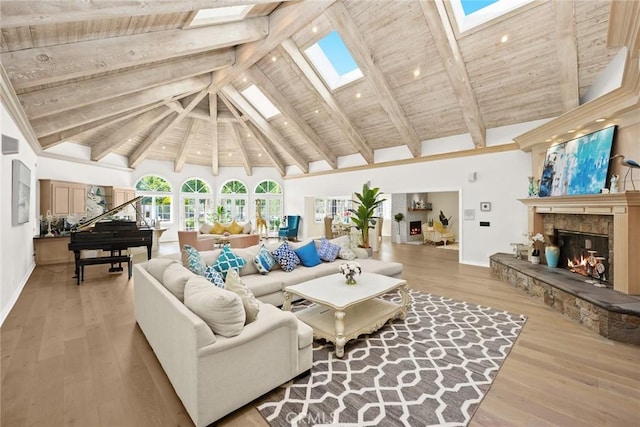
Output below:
[330,235,356,260]
[183,276,245,337]
[242,220,252,234]
[224,269,260,324]
[146,258,180,282]
[199,222,212,234]
[162,263,195,302]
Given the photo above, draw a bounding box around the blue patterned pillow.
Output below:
[183,245,206,276]
[213,246,247,279]
[254,245,276,274]
[317,238,341,262]
[294,240,322,267]
[272,241,300,272]
[203,265,225,288]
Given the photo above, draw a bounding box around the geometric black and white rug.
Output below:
[258,290,526,426]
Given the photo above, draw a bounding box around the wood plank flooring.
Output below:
[2,240,639,426]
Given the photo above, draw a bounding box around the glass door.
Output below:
[182,196,211,231]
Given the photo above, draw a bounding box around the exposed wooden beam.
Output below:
[280,38,375,163]
[91,106,173,161]
[553,0,579,112]
[248,66,338,169]
[2,18,267,90]
[209,0,337,94]
[175,119,200,173]
[220,84,309,173]
[21,50,234,120]
[189,106,238,122]
[32,76,209,138]
[0,63,41,154]
[129,90,209,168]
[230,123,253,176]
[209,93,219,176]
[419,0,486,148]
[325,2,422,158]
[0,0,294,28]
[219,93,286,176]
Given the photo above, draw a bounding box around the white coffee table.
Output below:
[282,273,409,358]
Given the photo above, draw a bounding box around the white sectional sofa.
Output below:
[134,259,313,427]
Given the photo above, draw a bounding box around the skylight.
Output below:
[188,5,253,27]
[304,31,363,90]
[451,0,534,33]
[241,84,280,120]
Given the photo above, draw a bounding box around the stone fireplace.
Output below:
[520,193,640,295]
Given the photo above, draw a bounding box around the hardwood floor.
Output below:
[2,240,638,426]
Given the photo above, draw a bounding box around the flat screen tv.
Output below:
[539,125,616,197]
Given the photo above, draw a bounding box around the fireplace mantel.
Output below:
[519,192,640,295]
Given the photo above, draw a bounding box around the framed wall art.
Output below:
[12,159,31,225]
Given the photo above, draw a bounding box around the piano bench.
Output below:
[78,255,132,285]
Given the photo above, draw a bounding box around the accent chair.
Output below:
[278,215,301,241]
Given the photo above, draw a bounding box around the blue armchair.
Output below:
[278,215,301,241]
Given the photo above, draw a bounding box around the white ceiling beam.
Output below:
[0,0,294,28]
[248,66,338,169]
[280,38,374,163]
[219,93,286,176]
[129,89,209,168]
[325,2,422,158]
[209,0,337,94]
[553,0,579,112]
[230,123,253,177]
[21,50,234,120]
[32,76,209,138]
[419,0,486,148]
[2,18,267,90]
[174,119,200,173]
[209,93,219,176]
[91,106,174,161]
[220,84,309,173]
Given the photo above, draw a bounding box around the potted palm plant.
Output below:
[348,183,384,250]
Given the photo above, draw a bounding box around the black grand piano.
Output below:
[68,196,153,285]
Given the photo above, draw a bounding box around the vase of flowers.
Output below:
[529,232,544,264]
[339,262,361,285]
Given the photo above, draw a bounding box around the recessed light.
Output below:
[242,77,247,83]
[355,93,361,98]
[258,153,262,157]
[501,34,509,43]
[197,151,201,155]
[162,145,166,149]
[312,26,318,33]
[545,139,552,142]
[595,118,605,122]
[271,55,277,62]
[567,129,575,133]
[283,121,288,125]
[228,153,232,156]
[413,67,420,78]
[315,109,319,114]
[247,133,251,137]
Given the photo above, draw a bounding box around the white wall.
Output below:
[1,102,38,325]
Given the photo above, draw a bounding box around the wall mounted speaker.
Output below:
[2,135,19,154]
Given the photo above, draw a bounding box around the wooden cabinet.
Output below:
[40,180,87,216]
[33,236,75,265]
[109,187,136,208]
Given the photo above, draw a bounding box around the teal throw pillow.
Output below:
[294,240,322,267]
[213,246,247,279]
[272,241,300,272]
[184,245,206,276]
[203,265,225,288]
[254,245,276,274]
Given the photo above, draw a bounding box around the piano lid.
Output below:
[75,196,143,232]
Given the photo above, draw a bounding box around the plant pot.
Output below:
[545,245,560,268]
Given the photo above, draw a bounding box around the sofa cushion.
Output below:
[162,262,195,301]
[254,245,276,274]
[242,221,252,234]
[272,241,300,272]
[227,220,244,234]
[183,245,207,276]
[294,241,322,267]
[199,222,212,234]
[213,246,247,279]
[224,269,260,324]
[146,258,179,282]
[239,274,284,299]
[183,276,245,337]
[203,265,225,288]
[211,222,225,234]
[357,258,403,277]
[317,238,341,262]
[330,235,356,260]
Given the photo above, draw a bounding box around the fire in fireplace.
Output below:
[557,230,609,284]
[409,221,422,236]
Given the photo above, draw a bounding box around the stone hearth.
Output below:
[491,253,640,345]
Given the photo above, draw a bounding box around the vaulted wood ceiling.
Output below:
[0,0,622,176]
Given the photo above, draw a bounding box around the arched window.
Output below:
[254,179,283,233]
[219,180,248,222]
[135,175,173,224]
[180,178,212,231]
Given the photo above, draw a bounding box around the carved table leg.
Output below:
[334,310,346,358]
[282,291,292,311]
[398,284,409,320]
